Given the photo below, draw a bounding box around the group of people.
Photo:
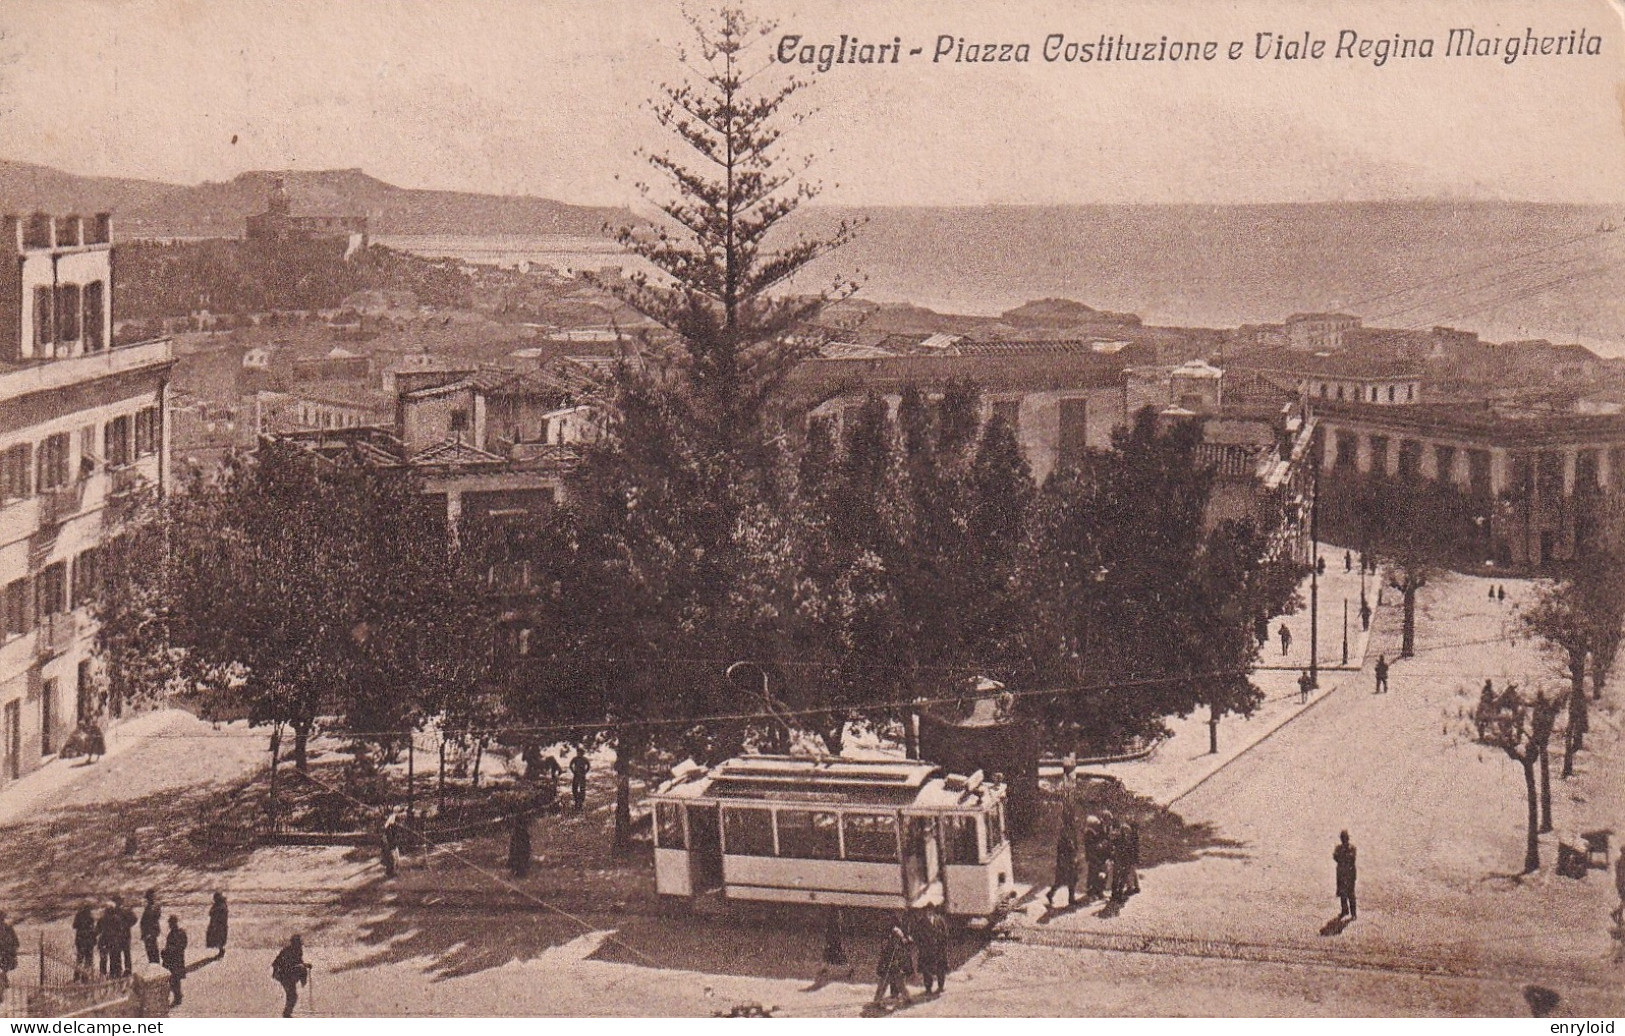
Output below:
[1487,584,1510,603]
[522,745,593,811]
[60,721,107,763]
[69,891,228,1006]
[860,907,950,1010]
[1046,805,1140,910]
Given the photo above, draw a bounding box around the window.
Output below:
[134,408,161,458]
[841,812,898,863]
[105,416,132,467]
[721,807,774,856]
[1336,385,1344,401]
[37,563,67,618]
[1,445,30,502]
[1318,384,1328,399]
[3,579,30,637]
[775,809,840,860]
[56,284,81,342]
[1406,385,1415,402]
[1387,385,1396,403]
[71,548,98,610]
[37,434,70,490]
[83,282,105,351]
[33,286,54,348]
[942,815,980,865]
[656,802,686,849]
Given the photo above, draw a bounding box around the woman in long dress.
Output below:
[204,892,228,958]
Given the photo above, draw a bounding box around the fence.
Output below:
[0,933,134,1018]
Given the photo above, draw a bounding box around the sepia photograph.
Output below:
[0,0,1622,1020]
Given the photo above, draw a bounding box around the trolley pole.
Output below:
[1309,462,1320,689]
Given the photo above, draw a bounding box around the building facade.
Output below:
[0,214,173,786]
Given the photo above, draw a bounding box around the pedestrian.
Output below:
[140,889,162,965]
[115,896,135,976]
[1475,681,1498,739]
[1344,550,1352,573]
[72,902,97,979]
[205,893,229,959]
[818,906,851,979]
[916,907,949,995]
[0,911,17,1005]
[1253,614,1269,647]
[1489,585,1497,601]
[570,747,590,811]
[1374,655,1389,695]
[1298,669,1313,705]
[537,752,563,808]
[1316,555,1326,576]
[86,721,105,763]
[1045,823,1078,909]
[160,916,187,1008]
[1278,623,1292,657]
[96,899,120,977]
[1334,830,1357,920]
[1109,822,1130,902]
[271,934,310,1018]
[380,808,399,878]
[1611,850,1625,927]
[871,916,914,1009]
[507,810,532,879]
[1497,585,1506,603]
[1359,598,1371,632]
[1082,816,1107,902]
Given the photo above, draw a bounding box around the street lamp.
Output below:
[1309,460,1320,689]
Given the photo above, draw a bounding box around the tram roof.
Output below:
[649,755,1003,810]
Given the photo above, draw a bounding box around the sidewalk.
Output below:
[1090,555,1383,807]
[0,708,197,827]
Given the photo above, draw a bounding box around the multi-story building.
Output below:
[0,213,173,785]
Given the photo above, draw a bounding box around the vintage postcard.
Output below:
[0,0,1622,1021]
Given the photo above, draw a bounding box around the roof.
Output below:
[1235,349,1423,380]
[649,755,1003,812]
[409,437,506,466]
[288,384,393,411]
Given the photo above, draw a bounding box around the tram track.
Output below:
[998,922,1614,989]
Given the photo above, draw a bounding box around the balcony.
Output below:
[0,338,173,403]
[36,480,86,528]
[35,612,76,660]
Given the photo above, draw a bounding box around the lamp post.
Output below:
[1341,598,1349,666]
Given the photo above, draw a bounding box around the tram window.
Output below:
[987,805,1006,851]
[776,809,840,859]
[656,803,686,849]
[842,813,898,862]
[722,807,775,856]
[942,815,980,865]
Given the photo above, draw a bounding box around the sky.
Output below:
[0,0,1622,207]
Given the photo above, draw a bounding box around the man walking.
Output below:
[96,899,120,977]
[1344,550,1352,573]
[1334,831,1358,920]
[140,890,162,965]
[0,911,18,1006]
[160,916,187,1008]
[72,902,97,979]
[272,934,311,1018]
[1374,655,1389,695]
[916,908,949,995]
[1278,623,1292,657]
[1359,598,1372,631]
[114,896,135,977]
[1045,823,1078,909]
[871,916,914,1009]
[570,748,590,811]
[1298,669,1313,705]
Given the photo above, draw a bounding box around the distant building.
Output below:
[290,347,370,383]
[0,213,173,786]
[245,178,368,253]
[255,384,393,435]
[1232,350,1424,407]
[1285,313,1361,352]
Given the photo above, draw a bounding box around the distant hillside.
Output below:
[0,162,627,239]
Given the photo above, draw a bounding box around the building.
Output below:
[254,385,394,435]
[787,343,1156,485]
[245,178,368,253]
[1315,401,1625,568]
[1233,350,1424,408]
[1285,313,1361,352]
[0,213,173,786]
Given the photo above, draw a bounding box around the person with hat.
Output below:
[139,890,162,965]
[271,934,311,1018]
[160,916,187,1007]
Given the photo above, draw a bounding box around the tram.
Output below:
[647,755,1015,918]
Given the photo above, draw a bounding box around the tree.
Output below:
[546,5,859,853]
[1361,478,1443,658]
[1475,684,1565,873]
[1522,552,1625,776]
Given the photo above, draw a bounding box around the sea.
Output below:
[377,202,1625,357]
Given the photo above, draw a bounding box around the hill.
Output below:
[0,161,627,239]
